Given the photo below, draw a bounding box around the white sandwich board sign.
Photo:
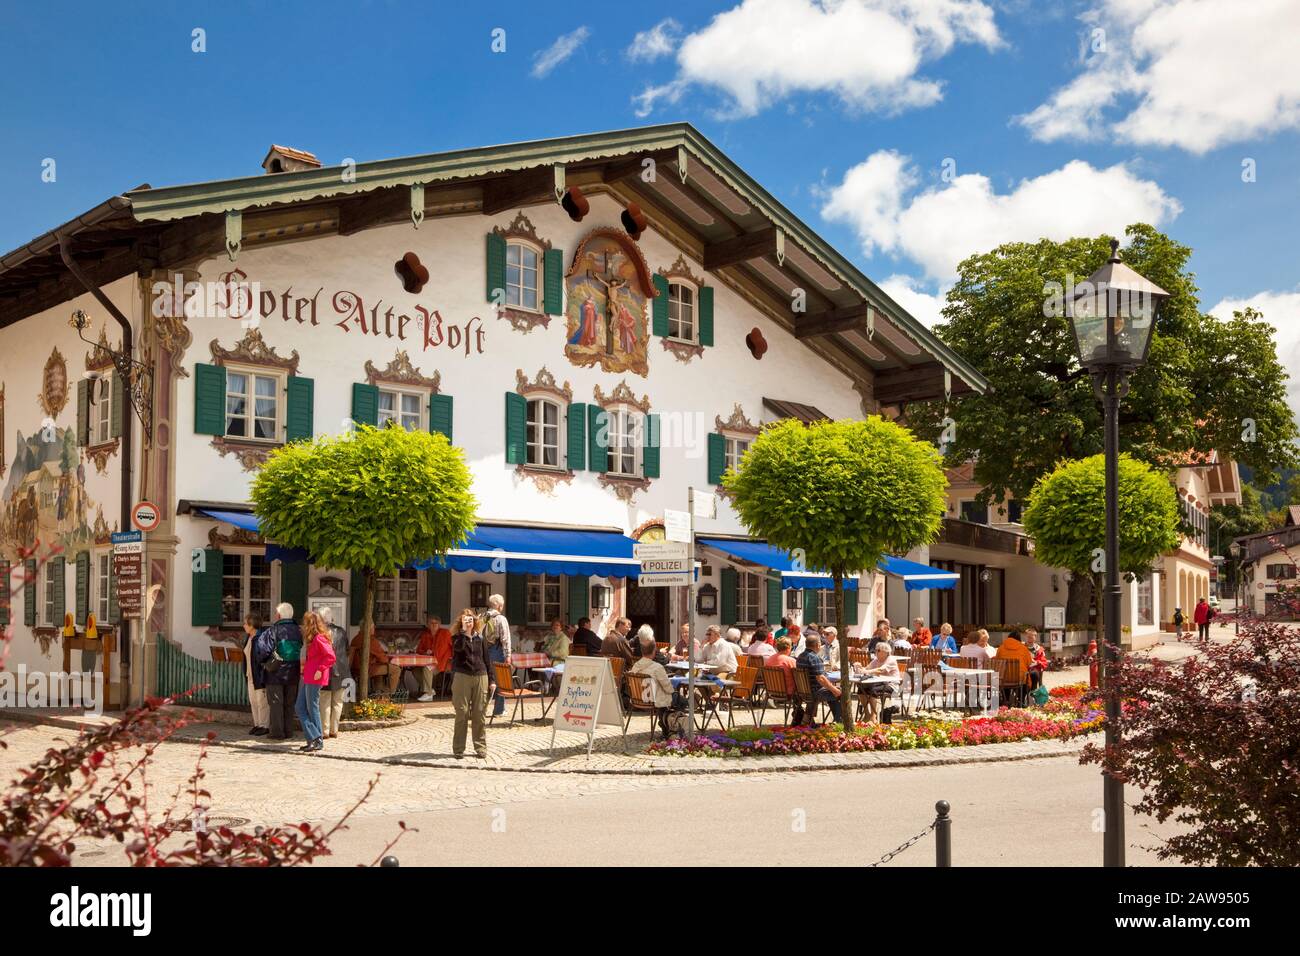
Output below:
[549,655,625,755]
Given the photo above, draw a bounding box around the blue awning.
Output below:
[416,525,640,578]
[195,508,260,532]
[877,555,959,592]
[698,537,859,591]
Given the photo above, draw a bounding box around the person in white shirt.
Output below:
[747,632,776,660]
[791,625,813,658]
[960,628,997,661]
[628,636,680,736]
[699,624,738,676]
[820,626,840,663]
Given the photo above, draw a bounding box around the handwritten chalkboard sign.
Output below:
[549,656,624,755]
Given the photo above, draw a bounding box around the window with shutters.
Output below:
[526,398,562,468]
[41,563,58,627]
[506,241,541,312]
[378,387,424,432]
[92,375,112,445]
[526,573,562,625]
[736,572,762,625]
[224,366,283,443]
[813,589,838,625]
[95,551,111,623]
[724,435,750,473]
[375,568,420,625]
[222,552,273,627]
[667,281,696,343]
[606,407,642,477]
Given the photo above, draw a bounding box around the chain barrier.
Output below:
[868,820,936,867]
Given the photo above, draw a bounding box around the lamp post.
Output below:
[1066,238,1169,868]
[1229,540,1244,635]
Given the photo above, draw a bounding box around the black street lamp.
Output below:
[1066,238,1169,868]
[1229,540,1244,635]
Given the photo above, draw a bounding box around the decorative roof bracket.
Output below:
[411,183,425,228]
[224,209,242,260]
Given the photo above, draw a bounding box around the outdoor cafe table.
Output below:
[940,667,997,711]
[670,674,736,731]
[510,652,554,716]
[388,653,435,697]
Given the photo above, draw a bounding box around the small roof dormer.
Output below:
[261,145,321,174]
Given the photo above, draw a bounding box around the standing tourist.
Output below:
[254,602,303,741]
[241,612,269,737]
[1193,597,1212,640]
[482,593,512,719]
[450,607,489,759]
[318,606,351,739]
[1172,606,1185,640]
[295,611,336,753]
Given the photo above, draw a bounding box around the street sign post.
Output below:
[111,530,143,618]
[131,501,160,533]
[635,541,691,587]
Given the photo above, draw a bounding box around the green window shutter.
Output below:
[804,589,820,622]
[543,247,564,315]
[280,561,309,620]
[426,568,452,622]
[588,407,608,473]
[50,556,66,625]
[75,552,90,625]
[194,363,227,436]
[110,372,125,439]
[24,559,37,626]
[191,549,223,627]
[843,588,859,626]
[698,285,714,347]
[720,567,738,626]
[351,383,378,428]
[486,232,506,304]
[350,571,366,626]
[0,560,9,627]
[429,393,454,442]
[566,403,587,471]
[766,577,782,623]
[652,273,670,337]
[285,376,314,442]
[642,413,661,479]
[505,572,527,625]
[504,392,527,464]
[77,378,90,446]
[567,575,589,621]
[707,432,726,485]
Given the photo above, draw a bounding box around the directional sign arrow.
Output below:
[562,711,591,723]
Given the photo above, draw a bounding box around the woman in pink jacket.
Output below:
[295,611,337,753]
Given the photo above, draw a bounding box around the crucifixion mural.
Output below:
[563,228,656,377]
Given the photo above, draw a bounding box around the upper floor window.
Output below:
[378,387,423,432]
[225,368,281,442]
[92,376,112,445]
[527,398,561,468]
[724,435,750,473]
[668,282,696,342]
[1006,499,1024,523]
[1267,563,1297,580]
[606,407,641,477]
[506,242,540,312]
[960,500,989,524]
[526,573,562,625]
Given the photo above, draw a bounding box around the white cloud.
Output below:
[879,274,947,328]
[818,150,1182,282]
[1209,289,1300,422]
[1018,0,1300,153]
[627,18,682,62]
[633,0,1002,118]
[532,26,590,79]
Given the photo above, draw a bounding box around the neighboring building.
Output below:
[0,125,986,705]
[1235,507,1300,619]
[1160,452,1240,627]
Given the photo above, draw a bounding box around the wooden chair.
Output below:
[607,656,626,684]
[991,658,1025,706]
[721,666,760,729]
[227,647,245,664]
[623,672,662,741]
[760,665,795,726]
[848,648,872,667]
[655,642,670,652]
[845,638,866,649]
[489,661,543,726]
[209,646,228,663]
[792,667,820,725]
[569,645,587,656]
[912,646,941,666]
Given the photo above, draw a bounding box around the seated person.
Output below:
[858,639,901,723]
[670,624,699,662]
[996,628,1034,685]
[600,617,637,665]
[866,619,892,654]
[542,616,570,663]
[960,628,997,661]
[1024,627,1049,690]
[821,626,840,663]
[930,622,959,655]
[699,625,739,676]
[910,617,933,646]
[774,617,792,641]
[747,632,777,660]
[890,628,913,652]
[349,631,401,694]
[413,614,452,701]
[796,634,842,726]
[573,617,603,655]
[767,638,798,694]
[629,636,681,736]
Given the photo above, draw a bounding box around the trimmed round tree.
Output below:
[251,425,477,700]
[723,417,947,731]
[1022,454,1181,632]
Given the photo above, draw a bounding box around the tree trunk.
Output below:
[1066,573,1093,625]
[835,570,852,734]
[358,569,376,701]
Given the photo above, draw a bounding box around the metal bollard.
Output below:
[380,855,400,867]
[935,800,951,867]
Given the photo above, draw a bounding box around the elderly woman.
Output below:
[858,639,901,723]
[960,628,997,661]
[930,622,959,655]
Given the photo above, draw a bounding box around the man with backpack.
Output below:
[254,602,303,740]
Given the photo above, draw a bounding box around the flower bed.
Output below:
[645,690,1103,759]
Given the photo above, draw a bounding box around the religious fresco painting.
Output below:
[563,227,657,377]
[38,346,69,418]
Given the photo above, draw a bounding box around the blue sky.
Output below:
[3,0,1297,390]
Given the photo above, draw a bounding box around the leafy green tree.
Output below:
[723,417,946,731]
[251,425,477,699]
[1023,454,1181,633]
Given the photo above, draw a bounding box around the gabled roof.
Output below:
[0,123,987,399]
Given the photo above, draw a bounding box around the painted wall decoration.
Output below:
[38,346,69,418]
[564,228,657,377]
[1,423,99,560]
[0,383,5,479]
